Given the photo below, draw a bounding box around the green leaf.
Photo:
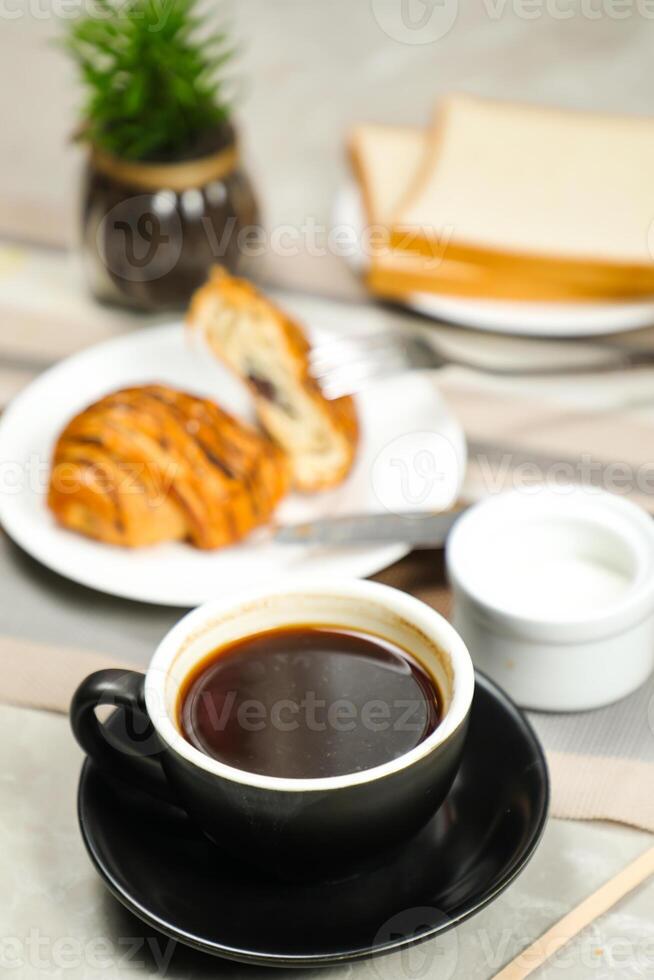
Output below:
[61,0,234,160]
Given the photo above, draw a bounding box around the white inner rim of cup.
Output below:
[144,579,475,793]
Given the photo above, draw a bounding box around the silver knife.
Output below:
[273,508,466,548]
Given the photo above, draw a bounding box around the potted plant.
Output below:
[65,0,259,311]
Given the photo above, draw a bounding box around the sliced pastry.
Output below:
[188,267,359,492]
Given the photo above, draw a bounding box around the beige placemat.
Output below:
[0,636,129,713]
[441,381,654,514]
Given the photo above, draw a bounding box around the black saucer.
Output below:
[77,671,548,968]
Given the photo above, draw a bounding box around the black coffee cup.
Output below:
[71,579,474,878]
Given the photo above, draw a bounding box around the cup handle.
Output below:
[70,669,175,803]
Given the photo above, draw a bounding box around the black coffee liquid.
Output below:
[178,627,442,779]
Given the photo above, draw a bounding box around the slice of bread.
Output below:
[349,120,637,303]
[394,95,654,292]
[349,123,427,225]
[188,269,359,492]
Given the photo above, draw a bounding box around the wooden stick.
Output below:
[494,846,654,980]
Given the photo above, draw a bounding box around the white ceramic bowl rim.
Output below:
[144,578,475,793]
[447,486,654,640]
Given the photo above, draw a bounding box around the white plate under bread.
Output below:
[336,181,654,337]
[342,95,654,336]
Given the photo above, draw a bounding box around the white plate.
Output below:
[0,323,465,607]
[335,182,654,338]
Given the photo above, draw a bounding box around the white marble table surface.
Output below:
[1,704,652,979]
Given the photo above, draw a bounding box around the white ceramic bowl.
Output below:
[446,486,654,711]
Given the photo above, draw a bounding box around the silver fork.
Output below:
[309,330,654,400]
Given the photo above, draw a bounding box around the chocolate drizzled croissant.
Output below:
[48,385,290,549]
